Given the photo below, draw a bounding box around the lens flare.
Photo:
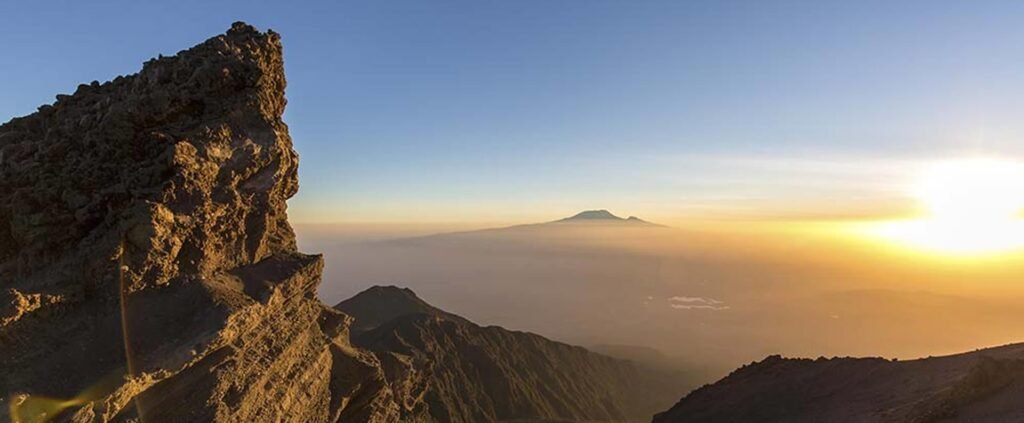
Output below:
[8,372,122,423]
[8,243,140,423]
[9,395,86,423]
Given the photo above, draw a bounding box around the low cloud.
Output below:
[669,296,724,305]
[668,295,730,311]
[670,304,731,310]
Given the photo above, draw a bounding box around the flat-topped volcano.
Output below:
[556,209,658,225]
[561,209,623,221]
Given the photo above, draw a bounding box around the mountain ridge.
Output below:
[384,210,666,244]
[337,285,696,423]
[653,342,1024,423]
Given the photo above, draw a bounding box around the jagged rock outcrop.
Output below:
[653,343,1024,423]
[0,22,696,423]
[0,23,395,423]
[337,286,692,423]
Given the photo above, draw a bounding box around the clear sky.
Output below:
[3,1,1024,224]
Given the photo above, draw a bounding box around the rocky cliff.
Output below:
[653,343,1024,423]
[0,23,396,423]
[337,286,691,423]
[0,22,695,423]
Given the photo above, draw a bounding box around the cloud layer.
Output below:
[668,295,730,310]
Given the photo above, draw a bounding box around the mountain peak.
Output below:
[361,285,419,298]
[555,210,662,226]
[335,285,469,334]
[561,209,625,221]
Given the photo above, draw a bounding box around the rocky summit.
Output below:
[334,285,471,335]
[0,23,396,422]
[0,23,691,423]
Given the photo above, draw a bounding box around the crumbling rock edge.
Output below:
[0,22,397,423]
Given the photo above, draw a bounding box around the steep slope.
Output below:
[0,23,395,423]
[337,287,692,423]
[653,343,1024,423]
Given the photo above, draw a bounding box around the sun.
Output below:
[914,159,1024,221]
[869,158,1024,255]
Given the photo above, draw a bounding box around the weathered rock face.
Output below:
[0,23,395,423]
[653,344,1024,423]
[1,22,698,423]
[337,286,692,423]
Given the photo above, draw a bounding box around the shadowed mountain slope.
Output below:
[653,343,1024,423]
[337,287,694,423]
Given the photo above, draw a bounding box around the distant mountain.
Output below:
[560,209,625,221]
[653,343,1024,423]
[336,286,694,423]
[555,209,660,226]
[381,210,666,246]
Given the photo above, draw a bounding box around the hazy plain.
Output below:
[298,219,1024,378]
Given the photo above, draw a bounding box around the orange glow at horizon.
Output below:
[865,158,1024,256]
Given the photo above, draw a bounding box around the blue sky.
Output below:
[3,1,1024,223]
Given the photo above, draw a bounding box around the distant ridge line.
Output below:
[386,209,666,242]
[554,209,664,226]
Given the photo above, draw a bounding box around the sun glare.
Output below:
[915,159,1024,221]
[869,158,1024,255]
